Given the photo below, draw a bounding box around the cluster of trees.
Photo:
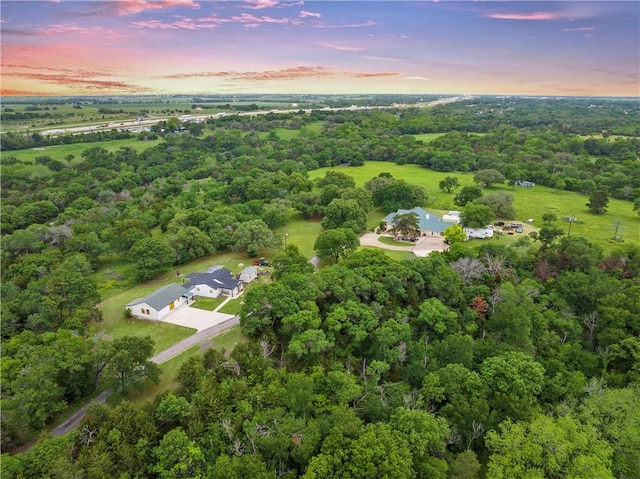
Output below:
[1,97,638,474]
[4,237,639,477]
[2,331,159,444]
[0,129,136,151]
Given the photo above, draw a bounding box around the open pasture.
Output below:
[310,162,639,251]
[1,137,162,166]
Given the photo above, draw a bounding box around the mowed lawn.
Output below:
[309,162,639,251]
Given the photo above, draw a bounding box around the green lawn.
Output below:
[359,246,416,261]
[218,298,244,315]
[190,297,226,311]
[273,214,324,259]
[309,162,639,251]
[377,235,414,246]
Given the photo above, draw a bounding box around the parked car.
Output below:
[253,257,270,266]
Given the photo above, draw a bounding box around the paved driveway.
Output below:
[159,303,235,332]
[412,236,447,257]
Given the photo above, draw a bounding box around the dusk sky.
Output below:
[1,1,638,97]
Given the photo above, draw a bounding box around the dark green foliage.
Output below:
[438,176,460,193]
[321,198,367,233]
[454,186,483,206]
[2,98,639,474]
[587,189,610,214]
[461,204,495,228]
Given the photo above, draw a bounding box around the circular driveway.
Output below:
[359,233,447,257]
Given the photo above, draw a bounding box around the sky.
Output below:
[1,1,638,97]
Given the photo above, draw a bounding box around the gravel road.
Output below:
[50,316,239,438]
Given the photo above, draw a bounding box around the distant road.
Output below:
[38,96,468,137]
[49,317,239,438]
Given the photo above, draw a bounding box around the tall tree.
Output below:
[454,186,483,207]
[103,336,160,393]
[587,189,609,214]
[392,212,420,240]
[321,198,367,233]
[314,228,360,263]
[473,169,506,188]
[461,204,495,228]
[439,176,460,193]
[128,238,176,282]
[230,219,280,257]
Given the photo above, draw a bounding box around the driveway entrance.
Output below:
[159,303,235,332]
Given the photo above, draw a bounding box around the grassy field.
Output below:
[309,162,639,251]
[412,133,447,143]
[1,137,163,165]
[274,214,324,259]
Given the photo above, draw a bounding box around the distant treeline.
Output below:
[0,129,136,151]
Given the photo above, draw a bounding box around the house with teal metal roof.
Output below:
[383,207,457,236]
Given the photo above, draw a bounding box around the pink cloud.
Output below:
[39,24,120,37]
[159,66,399,82]
[244,0,280,9]
[1,89,62,96]
[300,10,322,18]
[117,0,199,16]
[562,26,597,32]
[230,13,300,25]
[131,12,299,29]
[316,20,376,29]
[354,72,398,78]
[3,71,144,91]
[486,12,560,21]
[319,43,365,52]
[243,0,304,9]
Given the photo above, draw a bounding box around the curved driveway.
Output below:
[359,233,447,257]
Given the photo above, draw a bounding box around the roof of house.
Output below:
[183,268,240,291]
[126,283,189,311]
[240,266,257,275]
[384,206,456,234]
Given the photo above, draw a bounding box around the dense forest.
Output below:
[1,96,639,477]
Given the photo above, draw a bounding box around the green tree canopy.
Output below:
[486,415,614,479]
[461,204,495,228]
[473,169,506,188]
[231,219,280,257]
[454,186,483,207]
[314,228,360,263]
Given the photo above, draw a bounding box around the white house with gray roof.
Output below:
[126,283,191,320]
[383,207,456,237]
[182,268,242,298]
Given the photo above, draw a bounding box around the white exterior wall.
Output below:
[131,295,186,320]
[191,283,221,299]
[240,271,257,283]
[132,302,160,320]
